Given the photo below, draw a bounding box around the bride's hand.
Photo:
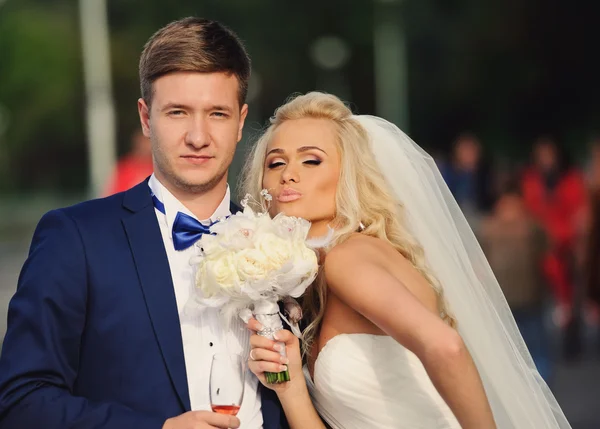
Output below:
[246,318,304,393]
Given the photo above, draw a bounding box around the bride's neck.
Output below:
[308,221,331,239]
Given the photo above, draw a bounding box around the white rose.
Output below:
[199,253,239,296]
[255,212,277,235]
[281,245,318,297]
[235,248,271,281]
[299,245,318,266]
[254,233,293,269]
[287,231,318,265]
[293,245,318,277]
[213,216,254,237]
[198,234,225,258]
[273,214,312,244]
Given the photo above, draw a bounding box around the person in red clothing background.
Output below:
[521,137,588,358]
[584,136,600,351]
[104,129,154,196]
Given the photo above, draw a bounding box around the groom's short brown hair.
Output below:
[139,17,251,108]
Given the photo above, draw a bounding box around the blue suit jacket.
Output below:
[0,180,286,429]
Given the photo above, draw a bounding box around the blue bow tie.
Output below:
[151,190,219,251]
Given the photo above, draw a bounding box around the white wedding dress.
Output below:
[303,333,461,429]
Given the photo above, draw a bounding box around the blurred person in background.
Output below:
[584,135,600,187]
[521,136,588,360]
[480,183,553,383]
[440,132,494,233]
[584,135,600,351]
[0,17,285,429]
[104,129,154,196]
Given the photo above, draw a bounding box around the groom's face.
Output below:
[138,71,248,195]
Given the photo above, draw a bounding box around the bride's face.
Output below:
[262,117,341,237]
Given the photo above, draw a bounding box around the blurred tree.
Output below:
[405,0,600,160]
[1,0,599,194]
[0,0,84,192]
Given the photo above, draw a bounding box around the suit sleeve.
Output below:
[0,209,166,429]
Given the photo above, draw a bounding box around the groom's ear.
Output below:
[237,103,249,142]
[138,98,151,138]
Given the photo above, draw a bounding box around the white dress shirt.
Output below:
[148,174,263,428]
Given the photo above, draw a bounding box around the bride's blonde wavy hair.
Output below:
[240,92,456,357]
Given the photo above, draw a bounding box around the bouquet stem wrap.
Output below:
[254,300,290,384]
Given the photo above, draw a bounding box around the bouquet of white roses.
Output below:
[190,191,324,383]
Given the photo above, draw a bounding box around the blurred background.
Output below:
[1,0,599,427]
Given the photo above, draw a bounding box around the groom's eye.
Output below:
[211,111,229,118]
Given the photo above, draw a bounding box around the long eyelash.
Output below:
[304,160,322,165]
[268,162,285,169]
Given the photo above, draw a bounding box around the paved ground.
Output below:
[554,353,600,429]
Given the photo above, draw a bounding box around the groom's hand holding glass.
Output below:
[162,411,240,428]
[162,354,244,429]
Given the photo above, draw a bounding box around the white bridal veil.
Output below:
[354,115,571,428]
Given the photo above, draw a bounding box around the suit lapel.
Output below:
[121,181,191,411]
[260,385,285,429]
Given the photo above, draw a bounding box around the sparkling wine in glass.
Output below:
[210,353,245,416]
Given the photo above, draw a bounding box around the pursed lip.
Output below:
[277,188,302,202]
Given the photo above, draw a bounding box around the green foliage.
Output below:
[0,2,84,191]
[0,0,598,193]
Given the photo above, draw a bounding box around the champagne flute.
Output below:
[210,353,245,416]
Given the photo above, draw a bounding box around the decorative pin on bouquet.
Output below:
[189,190,329,383]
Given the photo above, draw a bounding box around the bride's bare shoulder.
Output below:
[324,233,404,272]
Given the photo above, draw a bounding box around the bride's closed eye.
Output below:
[267,158,322,169]
[303,159,322,166]
[267,160,286,169]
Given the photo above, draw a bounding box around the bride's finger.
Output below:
[249,334,277,350]
[250,347,288,364]
[248,360,287,375]
[246,318,263,333]
[273,329,297,346]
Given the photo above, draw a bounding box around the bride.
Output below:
[241,92,571,428]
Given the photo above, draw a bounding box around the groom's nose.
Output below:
[185,117,211,148]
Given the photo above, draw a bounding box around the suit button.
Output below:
[209,342,213,347]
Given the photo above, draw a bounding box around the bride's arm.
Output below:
[247,320,327,429]
[324,237,497,429]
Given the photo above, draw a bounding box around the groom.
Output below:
[0,17,287,429]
